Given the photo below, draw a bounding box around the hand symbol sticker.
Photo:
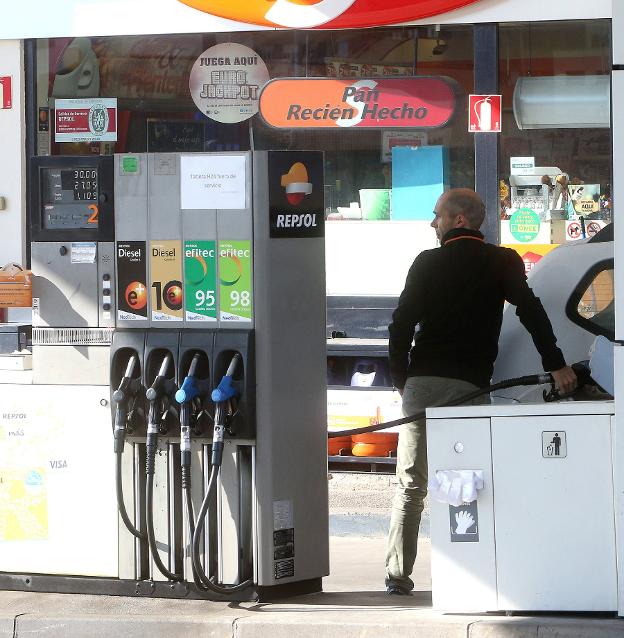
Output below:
[454,510,475,535]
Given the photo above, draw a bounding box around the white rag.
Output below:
[428,470,485,506]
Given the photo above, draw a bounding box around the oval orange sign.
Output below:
[178,0,481,29]
[259,78,456,129]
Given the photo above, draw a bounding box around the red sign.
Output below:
[54,98,118,142]
[468,94,501,133]
[260,77,456,129]
[0,76,12,110]
[179,0,482,29]
[567,221,582,240]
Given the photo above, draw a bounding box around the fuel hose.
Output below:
[190,354,254,594]
[112,354,145,540]
[328,364,591,439]
[145,353,183,582]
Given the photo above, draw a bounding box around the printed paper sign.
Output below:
[55,98,118,142]
[116,241,148,322]
[510,156,535,175]
[218,240,252,323]
[150,240,183,322]
[184,240,217,322]
[189,43,269,124]
[180,154,246,210]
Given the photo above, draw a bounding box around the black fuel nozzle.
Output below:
[543,360,594,402]
[210,353,241,468]
[112,354,140,453]
[145,353,174,475]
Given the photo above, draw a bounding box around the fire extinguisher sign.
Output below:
[0,76,12,110]
[468,94,501,133]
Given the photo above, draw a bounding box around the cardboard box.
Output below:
[0,263,32,308]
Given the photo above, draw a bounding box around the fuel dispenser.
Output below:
[0,151,328,601]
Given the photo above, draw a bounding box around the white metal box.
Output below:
[427,401,616,612]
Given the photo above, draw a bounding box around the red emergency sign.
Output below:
[0,76,12,110]
[468,94,501,133]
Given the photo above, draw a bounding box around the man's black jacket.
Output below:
[388,227,566,390]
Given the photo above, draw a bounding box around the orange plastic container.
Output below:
[351,432,398,457]
[328,436,352,456]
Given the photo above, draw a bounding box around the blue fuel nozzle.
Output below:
[176,375,201,404]
[211,375,237,403]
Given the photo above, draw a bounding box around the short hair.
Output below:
[442,189,486,229]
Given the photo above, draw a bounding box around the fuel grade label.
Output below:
[184,240,217,322]
[116,241,148,321]
[150,240,183,322]
[218,240,252,323]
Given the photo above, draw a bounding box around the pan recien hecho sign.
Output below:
[259,77,456,129]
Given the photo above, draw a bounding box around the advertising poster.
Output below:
[260,77,456,129]
[268,151,325,239]
[150,240,183,322]
[189,43,269,124]
[184,240,217,322]
[55,98,117,142]
[116,241,148,321]
[218,240,252,323]
[327,389,403,434]
[568,184,601,216]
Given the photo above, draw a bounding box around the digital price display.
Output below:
[41,167,99,229]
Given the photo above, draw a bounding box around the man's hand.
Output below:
[550,366,577,395]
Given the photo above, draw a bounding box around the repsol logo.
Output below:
[276,213,318,228]
[3,413,26,419]
[50,459,68,469]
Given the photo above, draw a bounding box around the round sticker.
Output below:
[189,43,269,124]
[509,208,540,243]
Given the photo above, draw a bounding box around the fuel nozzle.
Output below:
[210,353,241,468]
[175,353,203,488]
[112,354,140,453]
[145,353,174,476]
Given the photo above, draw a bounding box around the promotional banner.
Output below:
[184,240,217,322]
[116,241,148,321]
[189,43,269,123]
[54,98,117,142]
[150,240,183,322]
[268,151,325,239]
[218,240,252,323]
[260,77,456,129]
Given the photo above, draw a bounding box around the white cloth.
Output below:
[428,470,484,507]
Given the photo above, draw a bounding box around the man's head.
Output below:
[431,189,486,241]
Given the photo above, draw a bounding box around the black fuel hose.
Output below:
[112,355,145,540]
[145,353,183,582]
[328,369,587,439]
[115,452,144,540]
[190,358,254,594]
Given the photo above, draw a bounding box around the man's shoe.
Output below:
[386,585,412,596]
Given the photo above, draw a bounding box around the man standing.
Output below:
[385,188,576,595]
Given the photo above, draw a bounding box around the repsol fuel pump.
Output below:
[0,151,329,601]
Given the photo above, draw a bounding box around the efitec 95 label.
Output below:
[184,240,217,322]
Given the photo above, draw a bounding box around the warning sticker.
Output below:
[273,528,295,579]
[275,559,295,580]
[449,501,479,543]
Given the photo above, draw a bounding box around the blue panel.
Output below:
[391,146,448,221]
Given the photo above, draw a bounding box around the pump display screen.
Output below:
[41,167,99,229]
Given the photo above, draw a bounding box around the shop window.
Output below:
[566,261,615,340]
[498,20,612,262]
